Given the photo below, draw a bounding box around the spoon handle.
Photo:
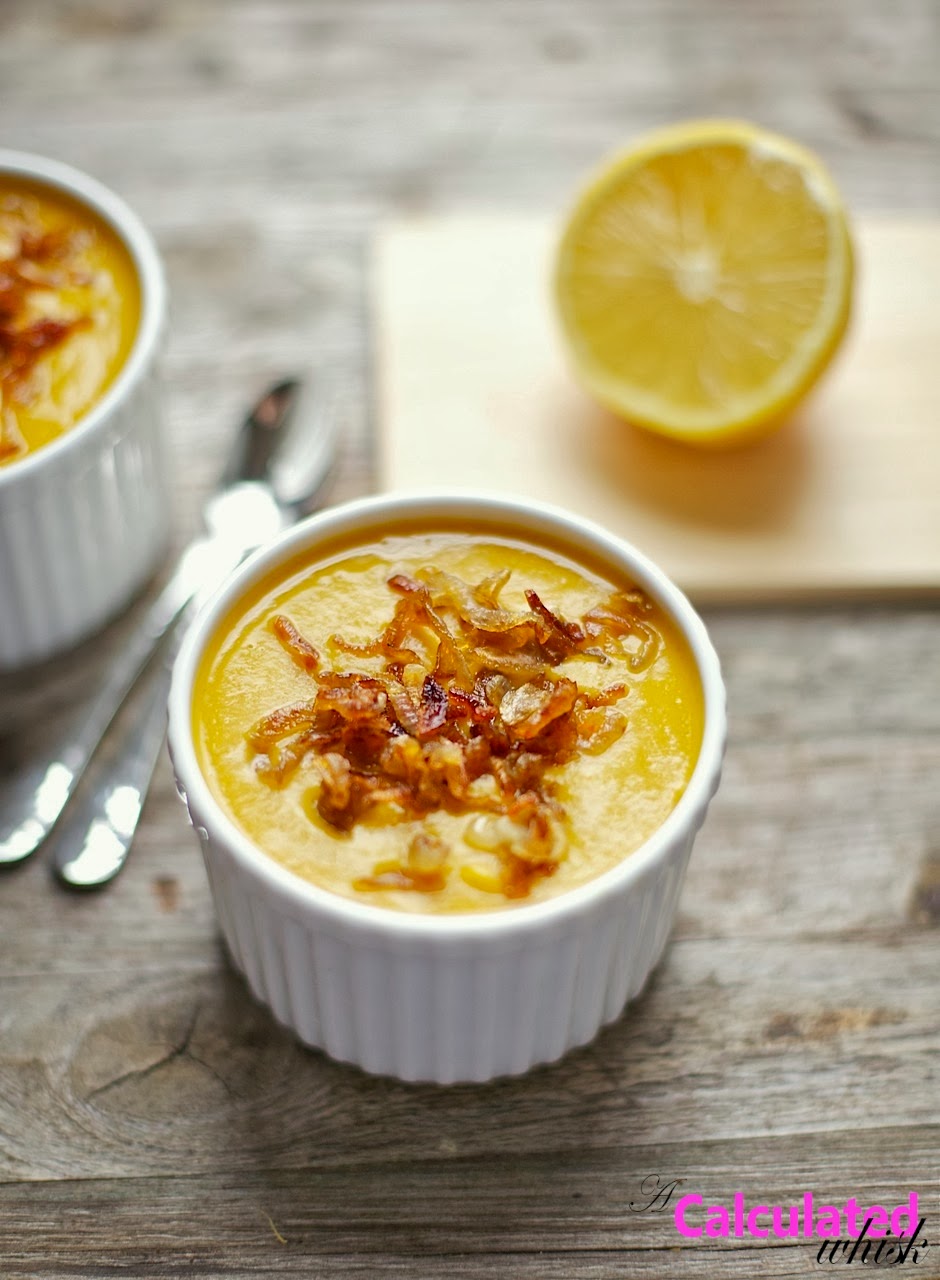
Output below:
[0,567,192,866]
[52,645,176,888]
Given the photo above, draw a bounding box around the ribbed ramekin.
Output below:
[168,493,726,1083]
[0,150,169,671]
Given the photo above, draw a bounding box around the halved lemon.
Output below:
[554,120,854,446]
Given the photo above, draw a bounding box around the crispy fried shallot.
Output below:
[499,677,578,741]
[353,833,451,893]
[246,567,662,897]
[575,706,629,755]
[583,593,661,672]
[272,614,320,673]
[247,700,320,750]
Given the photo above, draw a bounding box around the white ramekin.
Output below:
[168,493,726,1083]
[0,150,169,670]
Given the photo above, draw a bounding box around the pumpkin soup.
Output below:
[193,526,703,913]
[0,176,140,465]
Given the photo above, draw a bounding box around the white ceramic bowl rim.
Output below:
[0,149,166,490]
[168,491,726,940]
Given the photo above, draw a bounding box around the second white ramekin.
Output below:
[168,493,726,1083]
[0,150,169,671]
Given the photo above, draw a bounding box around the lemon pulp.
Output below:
[554,120,854,445]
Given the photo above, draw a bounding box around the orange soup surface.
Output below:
[194,525,704,913]
[0,176,140,466]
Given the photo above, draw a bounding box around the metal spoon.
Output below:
[51,655,182,887]
[0,379,337,870]
[50,378,340,887]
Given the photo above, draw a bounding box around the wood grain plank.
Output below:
[0,933,935,1181]
[1,1130,936,1277]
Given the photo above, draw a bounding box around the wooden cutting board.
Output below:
[374,215,940,602]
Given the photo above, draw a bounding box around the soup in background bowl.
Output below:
[0,175,141,466]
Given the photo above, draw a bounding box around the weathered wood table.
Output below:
[1,3,937,1276]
